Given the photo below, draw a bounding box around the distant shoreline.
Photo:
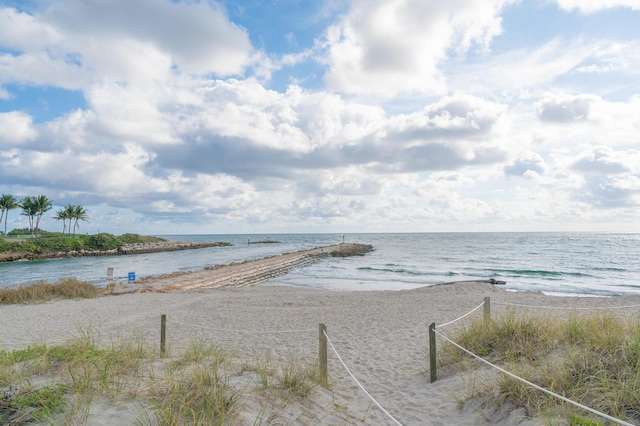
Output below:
[0,240,232,263]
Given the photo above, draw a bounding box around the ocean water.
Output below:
[1,233,639,297]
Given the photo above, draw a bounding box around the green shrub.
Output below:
[7,228,31,236]
[117,233,145,245]
[84,233,120,250]
[33,237,79,252]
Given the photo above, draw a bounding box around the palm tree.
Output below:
[0,194,20,237]
[54,204,73,235]
[72,205,89,236]
[33,195,52,238]
[20,196,37,236]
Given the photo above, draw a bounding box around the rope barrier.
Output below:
[323,330,404,426]
[436,301,485,329]
[170,319,315,334]
[434,329,635,426]
[493,301,640,310]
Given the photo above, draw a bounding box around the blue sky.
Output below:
[1,0,639,235]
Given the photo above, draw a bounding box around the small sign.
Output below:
[128,272,136,282]
[106,267,114,282]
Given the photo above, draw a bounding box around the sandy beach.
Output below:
[2,278,640,425]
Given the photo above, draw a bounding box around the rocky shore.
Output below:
[0,240,232,263]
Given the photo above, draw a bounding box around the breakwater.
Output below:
[111,243,373,293]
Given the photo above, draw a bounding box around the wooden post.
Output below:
[484,297,491,322]
[319,323,328,387]
[160,314,167,357]
[429,322,437,383]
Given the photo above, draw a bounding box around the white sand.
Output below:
[2,282,640,425]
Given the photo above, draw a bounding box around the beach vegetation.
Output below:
[0,194,20,237]
[53,203,88,236]
[0,278,103,305]
[0,330,323,425]
[280,355,318,399]
[20,195,53,238]
[0,231,159,255]
[441,310,640,425]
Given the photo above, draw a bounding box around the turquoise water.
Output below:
[1,233,639,296]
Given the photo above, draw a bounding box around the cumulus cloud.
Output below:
[579,175,640,208]
[41,0,255,76]
[0,7,62,51]
[321,0,514,97]
[571,146,638,175]
[0,111,38,144]
[1,74,511,226]
[504,153,547,177]
[0,0,255,88]
[536,93,597,123]
[150,88,508,181]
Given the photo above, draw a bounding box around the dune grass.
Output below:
[441,309,640,425]
[0,278,104,305]
[0,330,320,425]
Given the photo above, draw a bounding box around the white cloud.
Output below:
[571,146,639,175]
[85,82,178,145]
[43,0,255,76]
[0,0,256,90]
[0,7,62,51]
[504,152,547,177]
[0,111,38,144]
[536,93,597,122]
[0,51,87,90]
[555,0,640,13]
[321,0,514,97]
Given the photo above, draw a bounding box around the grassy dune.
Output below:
[0,331,320,425]
[441,310,640,425]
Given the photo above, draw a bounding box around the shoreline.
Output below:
[0,240,232,263]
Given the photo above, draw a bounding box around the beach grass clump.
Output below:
[0,329,324,425]
[0,333,240,425]
[280,355,318,399]
[147,362,237,425]
[442,310,640,424]
[0,333,155,424]
[0,383,68,424]
[0,278,103,305]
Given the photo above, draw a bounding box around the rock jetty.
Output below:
[110,242,373,294]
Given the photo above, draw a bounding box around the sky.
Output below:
[1,0,639,235]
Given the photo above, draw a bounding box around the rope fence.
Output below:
[168,319,316,334]
[159,314,405,425]
[429,296,640,426]
[434,329,634,426]
[323,329,404,426]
